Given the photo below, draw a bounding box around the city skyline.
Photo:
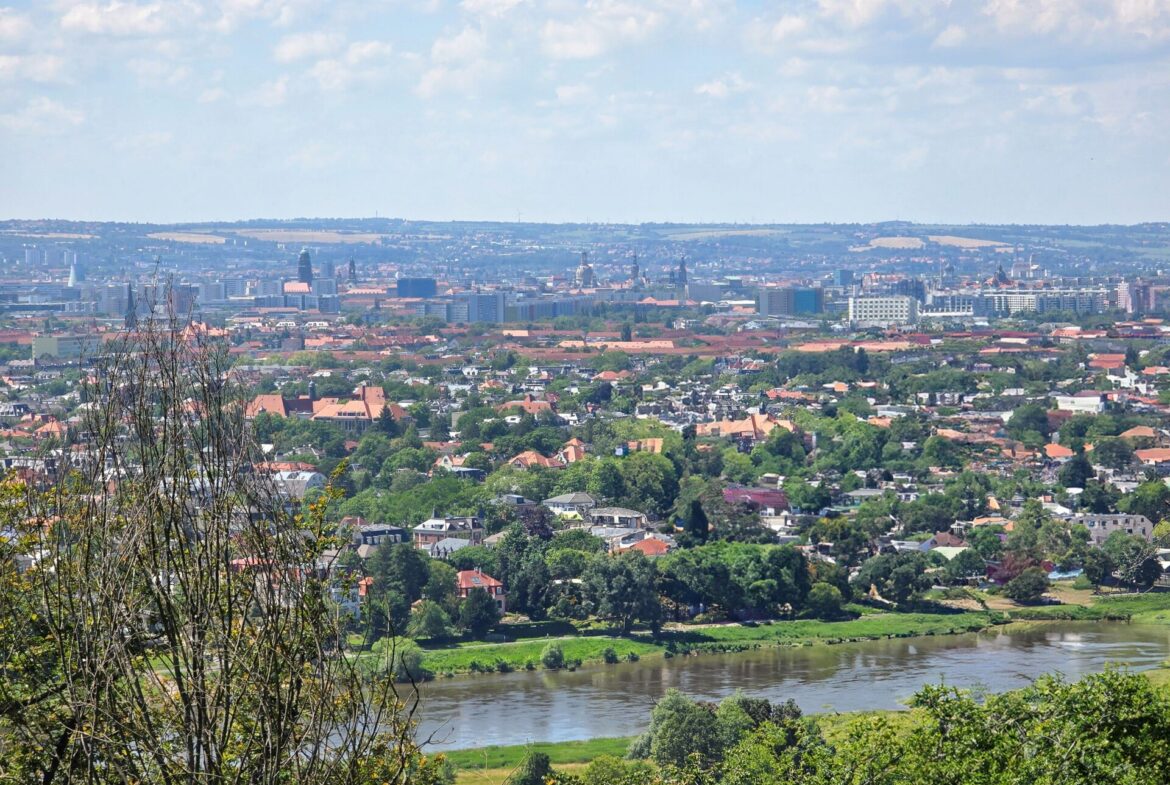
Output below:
[2,1,1169,225]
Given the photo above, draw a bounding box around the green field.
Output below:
[444,736,633,770]
[414,611,995,677]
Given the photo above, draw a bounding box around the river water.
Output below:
[413,622,1170,750]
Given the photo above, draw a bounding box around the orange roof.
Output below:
[1044,443,1074,459]
[1120,426,1157,440]
[622,538,670,556]
[246,394,288,418]
[1136,447,1170,464]
[457,569,504,591]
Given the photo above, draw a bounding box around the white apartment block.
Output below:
[848,295,919,327]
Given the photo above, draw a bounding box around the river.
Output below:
[412,622,1170,750]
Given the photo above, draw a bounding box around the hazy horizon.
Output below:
[3,1,1169,225]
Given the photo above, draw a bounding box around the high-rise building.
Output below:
[758,287,825,317]
[396,277,438,298]
[848,295,918,326]
[321,258,336,280]
[834,269,854,289]
[297,248,313,285]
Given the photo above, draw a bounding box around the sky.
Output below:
[1,0,1169,225]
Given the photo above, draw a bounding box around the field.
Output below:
[927,234,1008,248]
[414,612,994,676]
[853,236,925,250]
[232,229,388,244]
[147,231,226,244]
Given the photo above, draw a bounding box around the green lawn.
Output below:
[413,611,994,676]
[443,736,634,770]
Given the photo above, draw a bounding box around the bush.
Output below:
[1004,567,1050,605]
[374,638,432,682]
[602,646,619,664]
[540,642,565,670]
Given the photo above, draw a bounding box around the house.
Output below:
[1063,513,1154,546]
[543,492,600,515]
[273,470,326,500]
[617,537,672,557]
[589,507,649,528]
[507,450,562,470]
[695,414,794,448]
[456,568,506,612]
[425,537,473,560]
[412,516,484,549]
[723,487,789,514]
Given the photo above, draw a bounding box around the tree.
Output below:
[1083,548,1115,589]
[0,322,433,785]
[407,600,456,641]
[805,582,844,619]
[1120,479,1170,525]
[459,588,501,638]
[855,552,932,604]
[1091,437,1135,471]
[1003,566,1050,604]
[683,498,709,545]
[584,551,664,634]
[944,548,987,583]
[630,690,724,769]
[506,752,552,785]
[1006,402,1051,440]
[1057,453,1094,489]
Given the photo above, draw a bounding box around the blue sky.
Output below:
[1,0,1168,224]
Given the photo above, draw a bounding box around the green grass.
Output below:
[443,736,634,770]
[413,612,994,676]
[1090,592,1170,624]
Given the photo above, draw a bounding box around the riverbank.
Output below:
[414,610,996,677]
[410,585,1161,678]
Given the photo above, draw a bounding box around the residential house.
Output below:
[412,516,484,549]
[543,492,600,515]
[588,507,649,528]
[1063,513,1154,546]
[456,568,506,612]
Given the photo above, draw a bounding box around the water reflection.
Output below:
[417,622,1170,750]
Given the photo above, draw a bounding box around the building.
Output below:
[412,516,484,549]
[1065,513,1153,546]
[543,492,600,515]
[757,286,825,317]
[575,252,595,288]
[32,334,101,361]
[297,248,313,285]
[848,295,918,327]
[396,277,437,299]
[456,568,506,613]
[588,507,649,528]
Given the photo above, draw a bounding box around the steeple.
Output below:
[124,283,137,330]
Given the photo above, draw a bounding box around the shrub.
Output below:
[602,646,619,664]
[540,642,565,670]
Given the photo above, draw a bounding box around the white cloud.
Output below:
[0,8,32,41]
[554,83,593,103]
[460,0,523,17]
[60,1,178,36]
[273,31,343,63]
[417,26,493,96]
[308,40,393,90]
[128,58,191,86]
[198,86,227,102]
[932,24,966,48]
[0,97,84,133]
[769,14,807,41]
[0,54,67,83]
[431,27,487,62]
[695,72,752,98]
[242,75,288,107]
[541,1,665,60]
